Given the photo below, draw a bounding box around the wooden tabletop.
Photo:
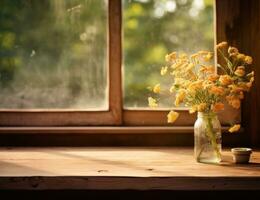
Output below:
[0,147,260,190]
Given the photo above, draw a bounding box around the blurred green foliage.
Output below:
[0,0,107,108]
[123,0,214,107]
[0,0,213,109]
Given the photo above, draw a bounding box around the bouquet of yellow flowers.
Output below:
[148,41,254,132]
[148,42,254,163]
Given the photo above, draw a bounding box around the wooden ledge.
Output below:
[0,126,231,134]
[0,147,259,190]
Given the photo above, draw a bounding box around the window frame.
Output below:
[0,0,241,131]
[0,0,122,126]
[122,0,240,127]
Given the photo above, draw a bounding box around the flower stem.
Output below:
[205,115,221,161]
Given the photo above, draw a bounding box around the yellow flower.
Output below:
[174,78,185,85]
[167,111,179,123]
[153,84,160,93]
[234,66,245,77]
[229,124,241,133]
[219,75,233,86]
[188,80,203,91]
[203,81,214,90]
[197,103,207,112]
[207,74,219,82]
[160,66,168,76]
[148,97,158,107]
[198,50,210,55]
[169,85,175,93]
[228,47,239,55]
[250,76,254,83]
[189,105,197,114]
[228,84,245,93]
[246,81,253,89]
[174,89,186,106]
[216,41,228,49]
[199,65,215,74]
[190,53,199,64]
[235,83,249,92]
[244,56,253,64]
[209,86,225,96]
[165,52,177,62]
[211,102,224,112]
[247,71,254,78]
[203,52,213,62]
[238,91,244,99]
[186,63,194,71]
[171,62,183,70]
[191,53,199,59]
[237,53,246,61]
[179,53,188,59]
[188,71,197,81]
[229,98,241,109]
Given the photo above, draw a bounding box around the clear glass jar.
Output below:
[194,112,222,163]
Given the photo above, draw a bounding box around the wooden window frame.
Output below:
[0,0,122,126]
[0,0,248,141]
[122,0,240,127]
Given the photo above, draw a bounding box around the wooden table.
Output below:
[0,147,260,190]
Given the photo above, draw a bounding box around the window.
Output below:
[0,0,240,128]
[122,0,227,126]
[0,0,122,126]
[0,0,107,110]
[123,0,214,108]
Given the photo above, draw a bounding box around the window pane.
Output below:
[0,0,107,109]
[123,0,214,108]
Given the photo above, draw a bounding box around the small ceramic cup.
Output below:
[231,148,252,164]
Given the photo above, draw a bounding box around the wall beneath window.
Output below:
[216,0,260,147]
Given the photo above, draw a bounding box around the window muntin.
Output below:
[0,0,108,109]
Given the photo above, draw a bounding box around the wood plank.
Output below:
[123,109,240,126]
[0,147,260,190]
[0,126,197,134]
[0,126,245,147]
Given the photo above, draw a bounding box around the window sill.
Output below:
[0,147,259,190]
[0,126,232,134]
[0,126,245,146]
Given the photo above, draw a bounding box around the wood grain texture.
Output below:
[108,0,123,125]
[216,0,260,147]
[0,126,246,147]
[0,147,260,190]
[123,108,240,126]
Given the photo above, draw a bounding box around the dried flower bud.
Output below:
[219,75,233,86]
[160,66,168,76]
[211,102,225,112]
[148,97,158,107]
[165,52,177,62]
[234,66,245,77]
[229,124,241,133]
[244,56,253,64]
[228,47,239,55]
[167,111,179,123]
[153,84,160,93]
[216,41,228,49]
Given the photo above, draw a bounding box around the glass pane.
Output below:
[123,0,214,108]
[0,0,107,109]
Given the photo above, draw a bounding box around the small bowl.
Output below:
[231,148,252,164]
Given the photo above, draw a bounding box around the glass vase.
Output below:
[194,112,222,164]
